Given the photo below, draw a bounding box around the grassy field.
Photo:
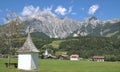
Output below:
[48,40,65,48]
[0,58,120,72]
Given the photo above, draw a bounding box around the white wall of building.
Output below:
[96,59,104,62]
[18,53,39,70]
[18,54,31,70]
[70,58,79,60]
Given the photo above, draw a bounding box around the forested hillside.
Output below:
[59,37,120,61]
[0,33,120,61]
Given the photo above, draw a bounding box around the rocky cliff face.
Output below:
[22,12,120,38]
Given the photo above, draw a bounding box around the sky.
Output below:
[0,0,120,24]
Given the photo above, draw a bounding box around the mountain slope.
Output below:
[21,12,120,38]
[23,14,80,38]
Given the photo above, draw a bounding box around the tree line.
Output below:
[59,37,120,61]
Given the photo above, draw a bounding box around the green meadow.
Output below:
[0,58,120,72]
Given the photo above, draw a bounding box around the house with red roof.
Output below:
[92,56,105,62]
[70,54,79,60]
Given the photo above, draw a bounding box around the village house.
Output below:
[70,54,79,60]
[58,55,69,60]
[58,55,64,60]
[17,31,39,70]
[92,56,105,62]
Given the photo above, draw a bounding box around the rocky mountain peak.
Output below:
[89,16,98,21]
[84,16,98,23]
[21,13,120,38]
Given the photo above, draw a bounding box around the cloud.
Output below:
[68,6,77,15]
[55,6,67,16]
[21,5,74,17]
[55,6,74,16]
[21,5,40,16]
[42,6,56,17]
[68,6,73,13]
[43,6,52,11]
[88,4,99,15]
[21,5,56,17]
[42,6,53,14]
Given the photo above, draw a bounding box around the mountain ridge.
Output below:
[20,12,120,38]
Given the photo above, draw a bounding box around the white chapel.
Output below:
[17,31,39,70]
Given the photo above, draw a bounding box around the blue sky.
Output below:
[0,0,120,24]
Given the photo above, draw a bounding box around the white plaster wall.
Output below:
[18,54,32,70]
[18,53,39,70]
[97,59,104,62]
[70,58,79,60]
